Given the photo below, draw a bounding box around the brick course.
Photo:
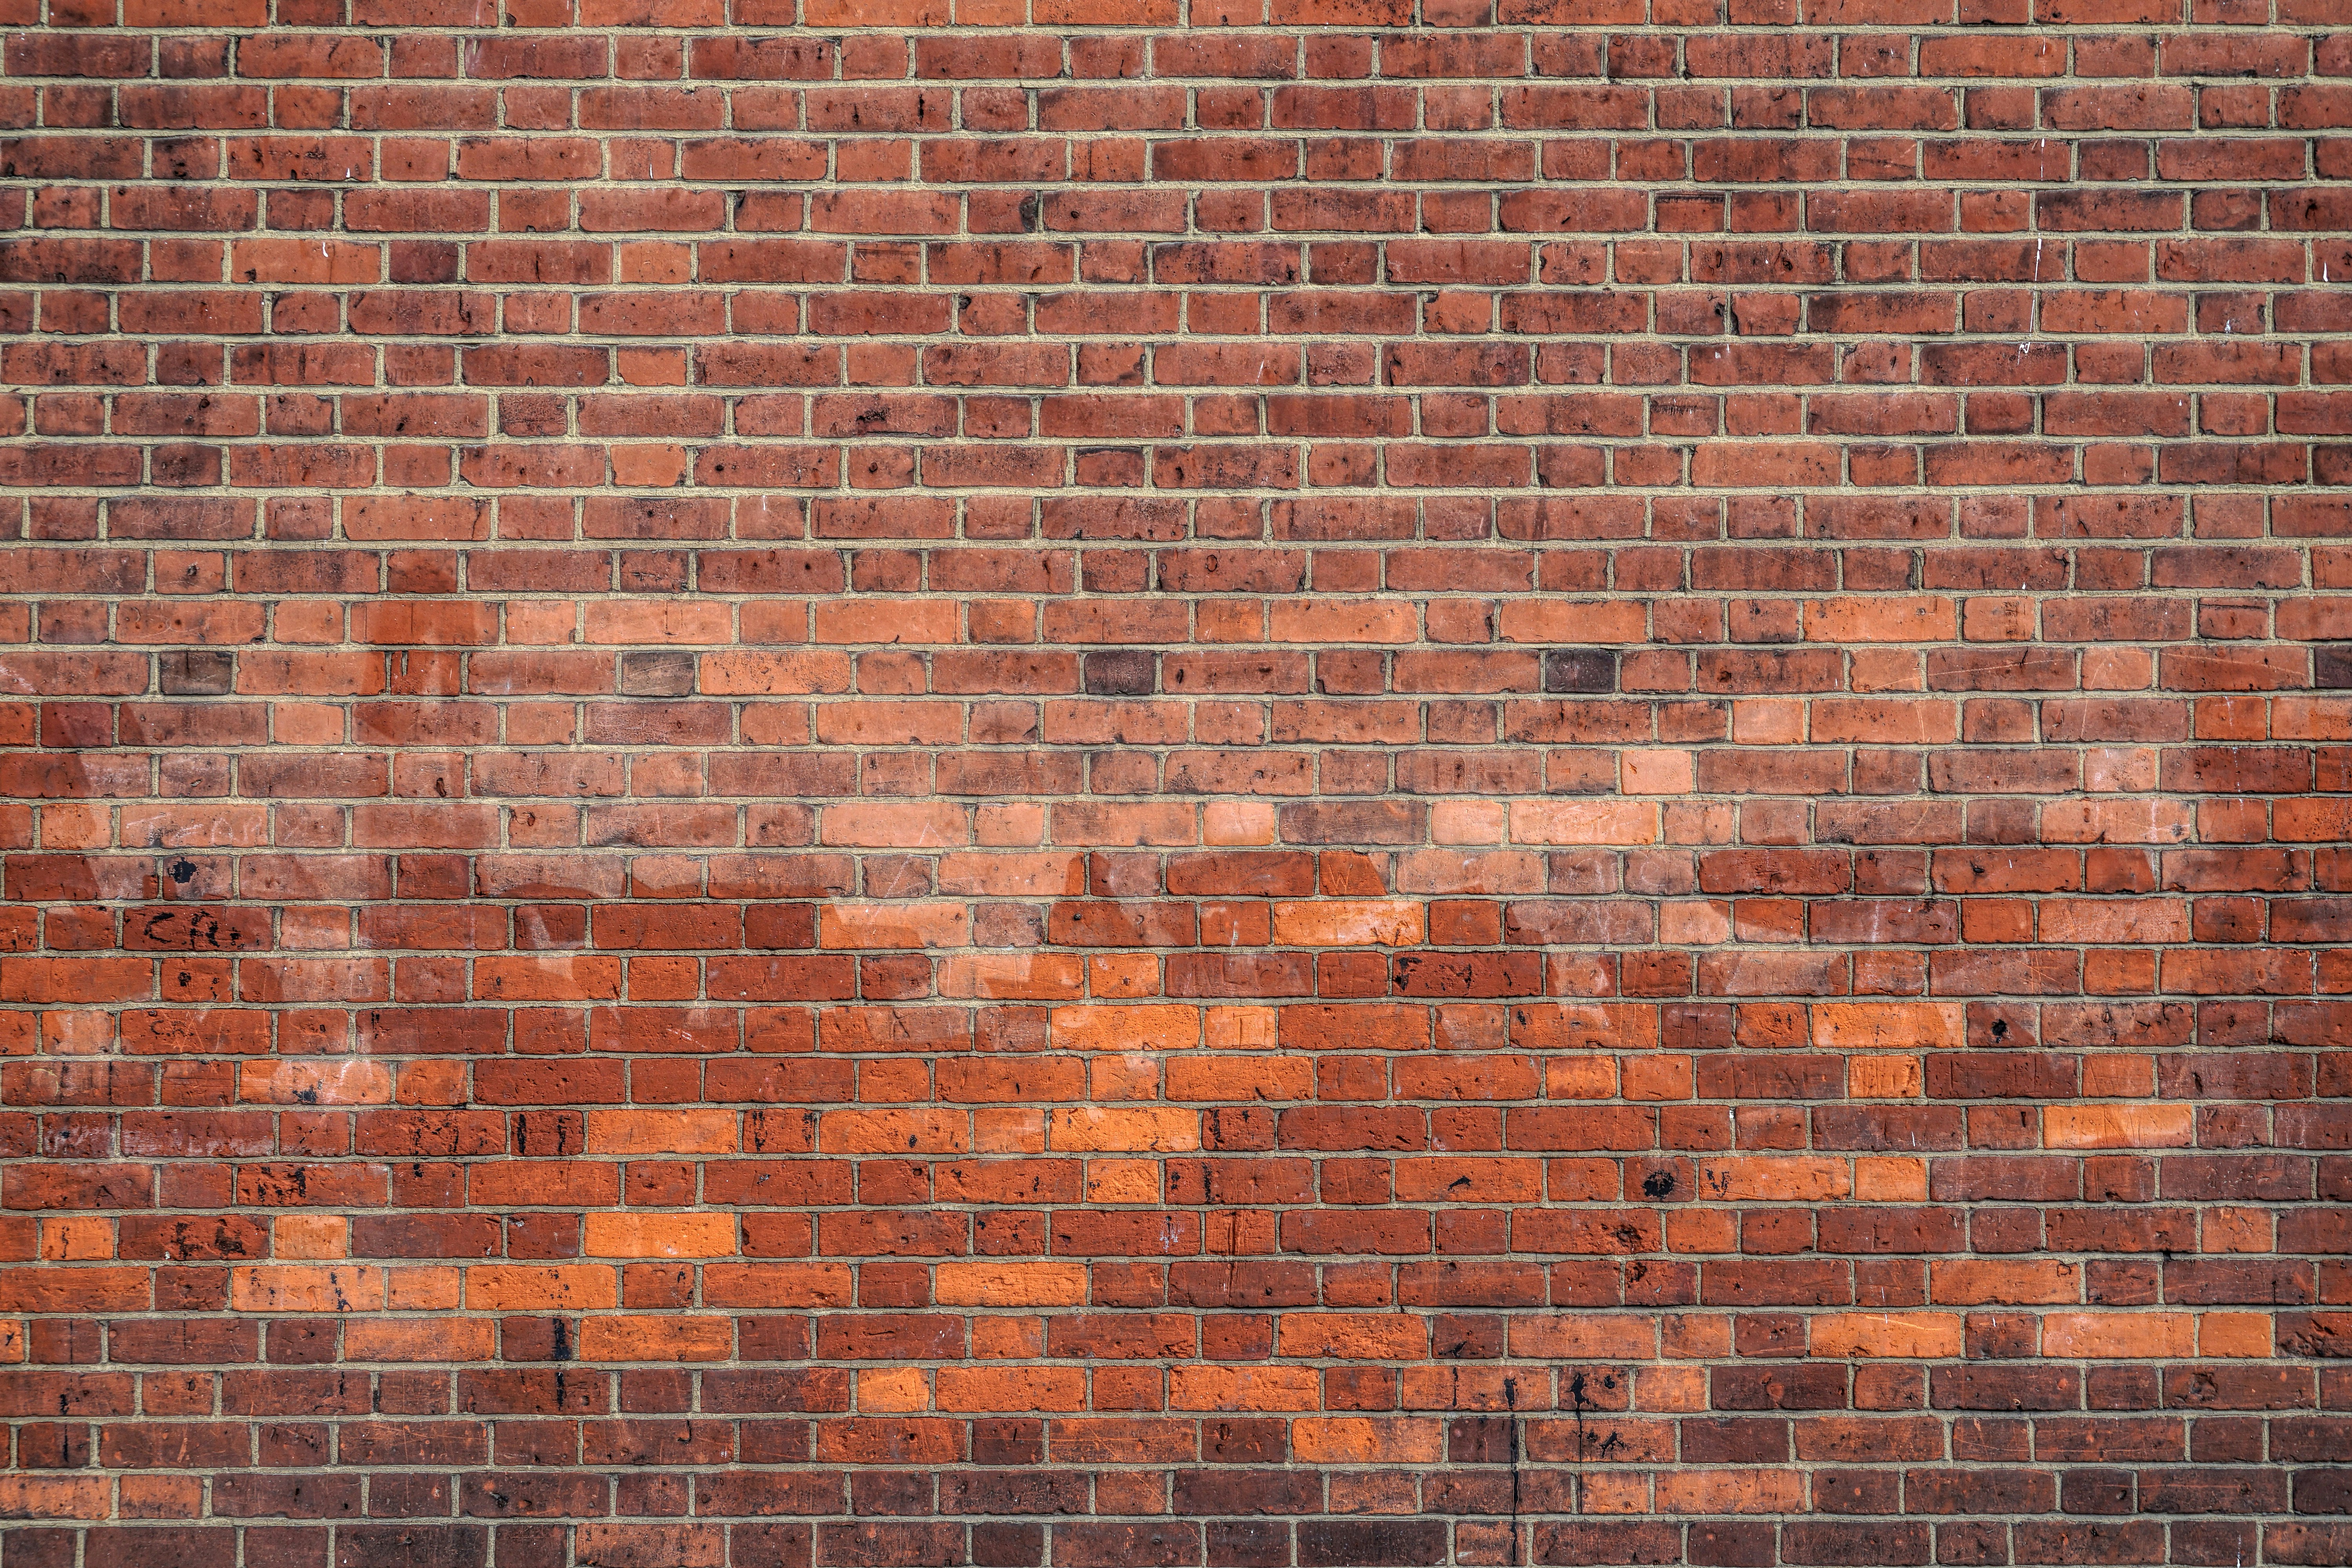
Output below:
[2,0,2351,1563]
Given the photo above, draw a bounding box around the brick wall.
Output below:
[3,0,2351,1563]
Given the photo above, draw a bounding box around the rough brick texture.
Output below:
[4,0,2352,1563]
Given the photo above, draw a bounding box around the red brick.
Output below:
[0,5,2336,1556]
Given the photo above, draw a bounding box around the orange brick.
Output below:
[935,1261,1089,1307]
[1049,1004,1200,1052]
[1289,1417,1445,1465]
[1169,1365,1323,1411]
[229,1266,386,1313]
[1048,1107,1200,1153]
[1811,1002,1965,1051]
[2044,1104,2195,1149]
[1269,900,1425,946]
[1811,1312,1962,1359]
[585,1110,739,1154]
[465,1266,619,1312]
[583,1213,738,1258]
[2042,1311,2195,1359]
[578,1315,733,1361]
[935,1366,1087,1411]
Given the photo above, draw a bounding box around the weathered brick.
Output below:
[0,5,2337,1559]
